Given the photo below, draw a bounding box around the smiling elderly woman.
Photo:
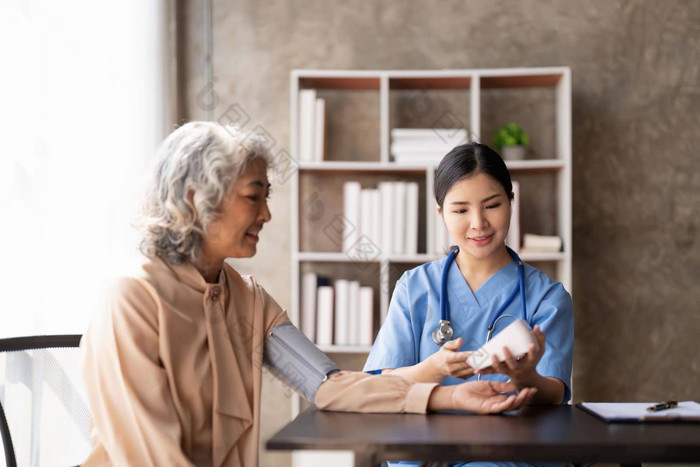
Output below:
[81,121,536,466]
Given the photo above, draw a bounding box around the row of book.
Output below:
[391,128,468,165]
[343,181,419,257]
[340,178,561,256]
[301,272,374,346]
[298,89,326,162]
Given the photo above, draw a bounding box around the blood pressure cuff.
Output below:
[263,323,340,402]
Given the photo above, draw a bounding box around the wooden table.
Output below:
[267,405,700,466]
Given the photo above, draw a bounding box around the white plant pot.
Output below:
[502,145,526,160]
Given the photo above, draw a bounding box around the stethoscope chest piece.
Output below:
[432,319,454,346]
[431,245,528,348]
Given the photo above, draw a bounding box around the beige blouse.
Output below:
[81,256,437,466]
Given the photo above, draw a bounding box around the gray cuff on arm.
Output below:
[264,323,340,402]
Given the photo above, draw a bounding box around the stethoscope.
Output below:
[431,245,528,347]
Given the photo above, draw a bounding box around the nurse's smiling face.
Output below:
[440,172,511,263]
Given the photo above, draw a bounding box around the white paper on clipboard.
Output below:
[577,401,700,423]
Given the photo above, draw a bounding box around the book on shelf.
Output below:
[348,280,360,345]
[301,272,317,341]
[315,286,334,346]
[391,128,468,143]
[520,233,562,253]
[391,128,468,165]
[301,272,331,342]
[379,182,393,257]
[359,286,374,346]
[506,180,521,252]
[333,279,350,345]
[298,89,316,162]
[359,188,374,246]
[298,89,326,162]
[392,182,406,255]
[308,279,375,346]
[404,182,419,255]
[370,189,381,249]
[343,181,362,253]
[344,180,421,258]
[313,97,325,161]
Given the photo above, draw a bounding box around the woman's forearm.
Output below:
[426,385,453,411]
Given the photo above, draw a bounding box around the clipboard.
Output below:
[576,401,700,423]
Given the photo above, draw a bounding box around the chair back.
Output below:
[0,335,91,467]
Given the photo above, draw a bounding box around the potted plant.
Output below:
[493,123,529,160]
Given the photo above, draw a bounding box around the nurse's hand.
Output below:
[428,381,537,414]
[474,326,566,405]
[423,337,475,381]
[476,325,546,385]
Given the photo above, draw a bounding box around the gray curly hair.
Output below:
[138,121,273,264]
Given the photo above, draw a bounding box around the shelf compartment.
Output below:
[299,261,382,348]
[480,85,558,161]
[389,79,472,164]
[511,172,560,241]
[389,86,471,131]
[317,87,380,162]
[299,262,382,292]
[298,172,427,255]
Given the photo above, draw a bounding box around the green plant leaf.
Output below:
[492,122,529,147]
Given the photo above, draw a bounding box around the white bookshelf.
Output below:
[288,68,572,440]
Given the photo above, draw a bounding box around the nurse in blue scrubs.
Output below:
[364,142,574,466]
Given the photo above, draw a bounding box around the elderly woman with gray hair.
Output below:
[81,121,536,466]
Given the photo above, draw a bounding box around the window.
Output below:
[0,0,173,337]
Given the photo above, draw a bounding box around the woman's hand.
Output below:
[476,325,546,389]
[422,337,475,382]
[428,380,537,414]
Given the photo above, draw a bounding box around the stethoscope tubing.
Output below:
[440,246,459,321]
[435,245,527,346]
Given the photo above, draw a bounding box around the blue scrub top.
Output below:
[364,255,574,403]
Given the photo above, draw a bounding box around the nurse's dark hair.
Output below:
[434,142,514,210]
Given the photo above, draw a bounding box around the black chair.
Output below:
[0,335,91,467]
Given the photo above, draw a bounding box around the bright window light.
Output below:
[0,0,172,337]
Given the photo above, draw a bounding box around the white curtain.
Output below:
[0,0,174,337]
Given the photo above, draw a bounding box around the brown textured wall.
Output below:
[180,0,700,463]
